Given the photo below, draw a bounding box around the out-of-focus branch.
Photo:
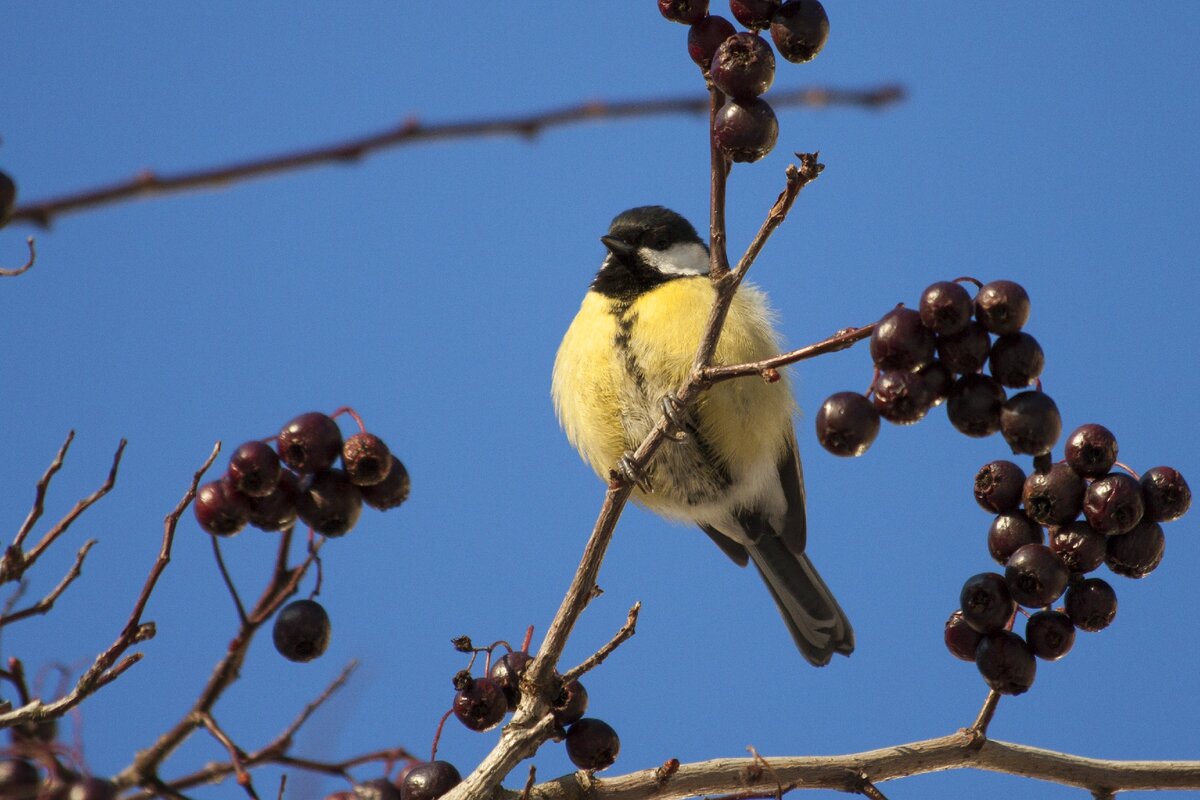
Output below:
[0,237,36,276]
[6,85,903,228]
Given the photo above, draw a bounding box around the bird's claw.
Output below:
[660,395,697,442]
[616,453,653,493]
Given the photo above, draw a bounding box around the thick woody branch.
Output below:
[6,85,902,228]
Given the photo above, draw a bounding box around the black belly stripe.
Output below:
[609,301,647,394]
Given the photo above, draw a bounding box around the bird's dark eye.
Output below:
[645,231,669,250]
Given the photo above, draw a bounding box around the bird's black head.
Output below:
[591,206,710,299]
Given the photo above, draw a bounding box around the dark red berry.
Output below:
[247,468,301,531]
[1064,424,1118,478]
[0,171,15,228]
[565,718,620,771]
[228,440,283,497]
[769,0,829,63]
[401,762,461,800]
[1025,610,1075,661]
[711,32,775,99]
[0,759,39,800]
[936,321,991,376]
[688,15,738,69]
[730,0,781,29]
[944,610,982,661]
[296,469,363,537]
[453,676,508,732]
[273,599,331,662]
[342,432,392,486]
[1140,466,1191,522]
[1082,472,1144,536]
[987,512,1044,565]
[659,0,709,24]
[871,370,934,425]
[814,392,880,456]
[1064,577,1117,632]
[489,650,533,706]
[946,374,1005,437]
[1022,463,1085,526]
[361,456,411,510]
[1005,543,1070,608]
[278,412,343,473]
[959,572,1014,633]
[1049,521,1107,573]
[988,332,1044,388]
[713,97,778,162]
[65,777,118,800]
[355,778,402,800]
[553,679,589,726]
[919,281,973,336]
[1105,519,1165,579]
[975,631,1036,695]
[974,280,1031,335]
[916,360,953,406]
[194,478,252,536]
[870,307,935,371]
[974,460,1026,514]
[999,390,1061,456]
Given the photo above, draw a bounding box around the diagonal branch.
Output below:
[6,85,902,228]
[0,539,97,627]
[25,438,127,566]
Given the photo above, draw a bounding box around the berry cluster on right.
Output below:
[945,425,1190,695]
[659,0,830,162]
[816,279,1053,457]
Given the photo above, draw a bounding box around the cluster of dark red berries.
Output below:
[944,425,1191,694]
[815,279,1053,457]
[2,720,118,800]
[658,0,830,163]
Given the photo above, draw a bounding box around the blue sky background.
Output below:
[2,5,1199,799]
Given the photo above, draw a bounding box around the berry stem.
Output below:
[330,406,367,434]
[521,626,534,653]
[953,275,984,290]
[967,690,1002,741]
[429,708,454,761]
[209,534,248,626]
[1112,460,1141,480]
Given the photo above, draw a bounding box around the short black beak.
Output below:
[600,235,637,263]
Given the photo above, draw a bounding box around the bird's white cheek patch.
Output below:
[641,242,710,276]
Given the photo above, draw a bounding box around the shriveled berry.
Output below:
[0,171,15,228]
[1049,521,1107,573]
[1025,610,1075,661]
[975,630,1036,695]
[688,15,738,69]
[871,370,933,425]
[361,456,410,510]
[1083,472,1144,536]
[769,0,829,63]
[1022,463,1085,526]
[713,97,778,162]
[946,374,1005,437]
[730,0,781,29]
[944,610,982,661]
[989,332,1044,388]
[297,469,363,537]
[453,676,508,732]
[401,761,461,800]
[988,512,1043,565]
[342,432,392,486]
[916,360,953,406]
[278,412,343,473]
[228,440,282,497]
[1064,424,1118,478]
[658,0,708,24]
[919,281,973,336]
[65,777,118,800]
[273,599,331,662]
[936,321,991,375]
[870,307,935,371]
[974,460,1026,513]
[815,391,879,456]
[565,718,620,771]
[711,33,775,99]
[247,469,301,531]
[1065,577,1117,631]
[959,572,1014,633]
[1000,390,1061,456]
[489,650,533,706]
[1005,543,1069,608]
[1105,519,1165,579]
[0,759,39,800]
[194,478,252,536]
[1141,466,1191,522]
[974,280,1030,334]
[553,679,589,726]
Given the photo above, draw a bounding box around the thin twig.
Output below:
[708,85,731,278]
[198,712,259,800]
[0,237,36,276]
[561,602,640,683]
[7,85,902,228]
[25,439,127,566]
[700,323,876,384]
[11,431,75,553]
[967,690,1002,743]
[210,534,249,626]
[0,540,97,627]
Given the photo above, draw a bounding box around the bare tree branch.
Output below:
[0,539,96,627]
[0,237,36,277]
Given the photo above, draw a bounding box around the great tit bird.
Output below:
[552,206,854,666]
